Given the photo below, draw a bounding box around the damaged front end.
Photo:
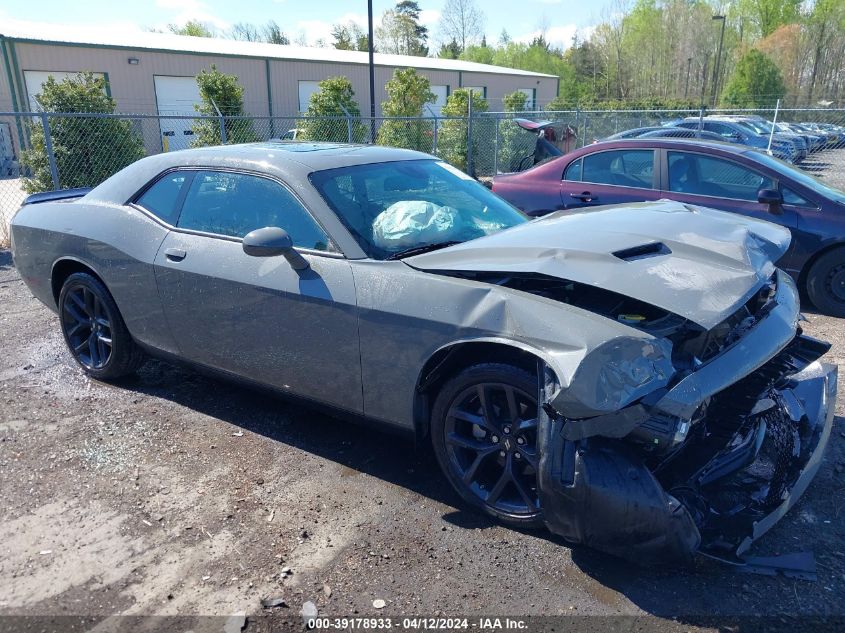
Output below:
[537,270,838,564]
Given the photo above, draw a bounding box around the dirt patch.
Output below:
[0,250,843,626]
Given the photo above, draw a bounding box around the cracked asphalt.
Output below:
[1,248,844,631]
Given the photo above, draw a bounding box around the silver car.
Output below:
[11,142,838,565]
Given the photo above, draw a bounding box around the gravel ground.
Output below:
[0,248,844,630]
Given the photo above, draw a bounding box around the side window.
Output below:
[563,158,582,181]
[177,171,332,251]
[667,152,774,201]
[782,186,815,207]
[135,172,189,224]
[581,150,654,188]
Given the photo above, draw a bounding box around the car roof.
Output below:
[585,137,751,154]
[159,141,433,170]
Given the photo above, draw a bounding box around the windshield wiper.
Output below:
[386,240,463,260]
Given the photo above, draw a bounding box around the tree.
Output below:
[376,2,429,56]
[437,0,485,53]
[376,68,436,150]
[438,88,488,173]
[738,0,802,39]
[438,39,462,58]
[191,65,258,146]
[332,22,369,51]
[720,48,786,108]
[301,76,367,143]
[167,20,213,37]
[20,73,145,193]
[263,20,290,45]
[229,22,262,41]
[499,90,530,171]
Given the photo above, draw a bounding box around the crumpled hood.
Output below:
[406,200,791,330]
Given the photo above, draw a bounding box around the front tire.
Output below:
[806,248,845,317]
[431,363,543,528]
[58,272,145,380]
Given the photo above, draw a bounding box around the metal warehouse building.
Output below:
[0,27,558,152]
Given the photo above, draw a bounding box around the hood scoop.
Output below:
[612,242,671,262]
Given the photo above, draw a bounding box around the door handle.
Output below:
[164,248,187,262]
[570,191,596,202]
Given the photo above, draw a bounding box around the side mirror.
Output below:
[242,227,310,270]
[757,188,784,215]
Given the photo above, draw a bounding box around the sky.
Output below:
[0,0,608,51]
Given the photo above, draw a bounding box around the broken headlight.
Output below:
[552,337,676,419]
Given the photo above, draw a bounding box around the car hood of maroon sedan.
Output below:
[405,200,791,330]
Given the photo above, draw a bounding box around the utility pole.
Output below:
[367,0,376,143]
[711,15,726,107]
[685,57,692,99]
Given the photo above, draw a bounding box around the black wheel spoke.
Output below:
[505,385,519,422]
[486,457,512,504]
[446,432,489,452]
[63,302,87,325]
[450,407,485,427]
[83,288,95,318]
[69,291,87,313]
[462,446,498,484]
[512,476,538,513]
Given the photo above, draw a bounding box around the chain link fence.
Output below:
[3,106,845,247]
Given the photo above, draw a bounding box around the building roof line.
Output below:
[0,27,557,79]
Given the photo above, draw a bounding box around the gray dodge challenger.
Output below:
[10,142,838,565]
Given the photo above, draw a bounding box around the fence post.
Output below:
[339,104,353,143]
[493,116,500,175]
[583,114,590,146]
[210,98,227,144]
[40,112,60,190]
[426,106,438,155]
[467,89,474,176]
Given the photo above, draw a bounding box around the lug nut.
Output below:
[503,426,511,435]
[491,435,499,443]
[499,450,506,457]
[516,437,525,445]
[514,452,521,459]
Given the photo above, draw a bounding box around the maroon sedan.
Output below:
[492,138,845,316]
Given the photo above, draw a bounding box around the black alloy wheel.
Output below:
[806,248,845,318]
[58,272,145,379]
[432,364,542,527]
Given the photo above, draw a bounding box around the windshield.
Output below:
[751,151,845,204]
[310,159,528,259]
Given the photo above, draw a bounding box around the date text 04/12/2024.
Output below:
[306,617,528,630]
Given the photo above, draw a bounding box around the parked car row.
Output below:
[493,136,845,317]
[604,115,845,165]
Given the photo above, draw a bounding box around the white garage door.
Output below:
[298,81,321,113]
[24,70,105,111]
[154,76,202,151]
[518,88,535,110]
[430,85,449,115]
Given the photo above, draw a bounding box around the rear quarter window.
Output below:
[135,172,189,224]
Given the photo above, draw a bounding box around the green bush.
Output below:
[19,73,145,193]
[376,68,436,151]
[301,76,368,143]
[438,88,488,173]
[191,65,258,146]
[498,90,530,172]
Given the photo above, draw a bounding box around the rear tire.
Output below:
[806,248,845,317]
[431,363,543,529]
[58,272,145,380]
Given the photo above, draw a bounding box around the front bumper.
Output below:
[537,272,838,564]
